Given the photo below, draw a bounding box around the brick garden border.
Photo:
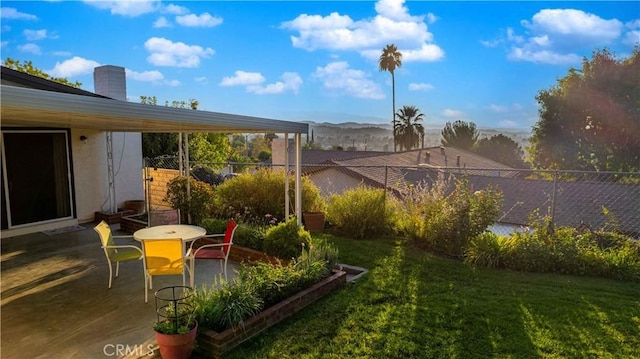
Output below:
[196,269,347,358]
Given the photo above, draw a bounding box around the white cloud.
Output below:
[176,12,223,27]
[248,72,303,95]
[24,29,53,41]
[488,104,509,113]
[18,43,41,55]
[52,50,71,57]
[162,4,189,15]
[442,109,464,118]
[220,71,265,86]
[48,56,101,77]
[281,0,444,63]
[126,68,181,86]
[220,71,301,95]
[508,9,624,65]
[144,37,214,67]
[0,7,37,20]
[508,48,581,65]
[153,16,172,28]
[194,76,207,85]
[312,61,384,99]
[126,69,164,82]
[624,30,640,45]
[408,82,433,91]
[83,0,159,17]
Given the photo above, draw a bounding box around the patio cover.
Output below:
[1,84,307,222]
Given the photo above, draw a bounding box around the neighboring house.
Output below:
[272,142,639,237]
[285,146,517,197]
[1,65,308,238]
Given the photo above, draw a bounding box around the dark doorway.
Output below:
[1,131,73,228]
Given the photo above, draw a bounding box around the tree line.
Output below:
[376,45,639,171]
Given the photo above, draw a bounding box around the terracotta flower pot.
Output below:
[155,321,198,359]
[303,212,326,232]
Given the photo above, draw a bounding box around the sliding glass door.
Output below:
[1,130,74,229]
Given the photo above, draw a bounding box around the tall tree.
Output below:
[395,105,425,151]
[441,120,479,151]
[140,96,231,166]
[529,47,640,171]
[475,134,527,168]
[3,57,82,88]
[379,44,403,152]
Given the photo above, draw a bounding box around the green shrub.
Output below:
[200,218,228,234]
[397,177,503,257]
[188,238,339,331]
[213,169,325,223]
[465,232,509,268]
[263,217,311,259]
[187,278,262,332]
[326,186,396,240]
[465,220,640,282]
[164,176,215,224]
[233,224,266,252]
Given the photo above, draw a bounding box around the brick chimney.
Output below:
[93,65,126,101]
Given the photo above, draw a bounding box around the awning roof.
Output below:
[1,85,308,134]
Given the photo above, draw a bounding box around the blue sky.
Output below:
[1,1,638,129]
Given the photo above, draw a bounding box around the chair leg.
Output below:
[189,259,195,288]
[145,275,149,303]
[107,261,113,289]
[115,261,120,278]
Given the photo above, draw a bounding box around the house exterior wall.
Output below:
[308,169,364,197]
[70,130,143,224]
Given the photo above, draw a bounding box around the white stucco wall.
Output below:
[71,129,142,223]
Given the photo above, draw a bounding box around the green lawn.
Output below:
[222,234,640,359]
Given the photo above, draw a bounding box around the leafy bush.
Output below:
[200,218,228,234]
[464,221,640,282]
[187,278,262,332]
[187,238,339,331]
[164,176,215,224]
[396,177,503,257]
[213,169,325,224]
[233,224,266,252]
[263,217,311,259]
[326,186,396,240]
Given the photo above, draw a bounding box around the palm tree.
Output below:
[395,105,425,151]
[379,44,403,152]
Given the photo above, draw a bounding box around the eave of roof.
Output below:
[1,85,308,134]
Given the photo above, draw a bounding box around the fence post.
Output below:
[550,170,558,231]
[384,166,389,200]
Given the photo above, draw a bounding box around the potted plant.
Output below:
[302,187,327,233]
[153,287,198,359]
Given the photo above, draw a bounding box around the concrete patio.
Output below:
[1,223,237,359]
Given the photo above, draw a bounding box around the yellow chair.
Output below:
[94,221,143,289]
[141,238,186,303]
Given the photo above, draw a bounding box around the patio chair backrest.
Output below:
[222,219,238,256]
[142,238,184,275]
[148,209,180,227]
[94,221,116,258]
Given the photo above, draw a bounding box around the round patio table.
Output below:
[133,224,206,243]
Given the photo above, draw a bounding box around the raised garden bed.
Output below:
[119,213,148,233]
[94,210,136,225]
[196,269,347,358]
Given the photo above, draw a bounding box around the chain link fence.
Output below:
[144,156,640,239]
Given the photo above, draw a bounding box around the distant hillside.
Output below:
[303,121,531,151]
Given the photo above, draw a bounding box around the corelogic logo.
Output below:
[103,344,154,357]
